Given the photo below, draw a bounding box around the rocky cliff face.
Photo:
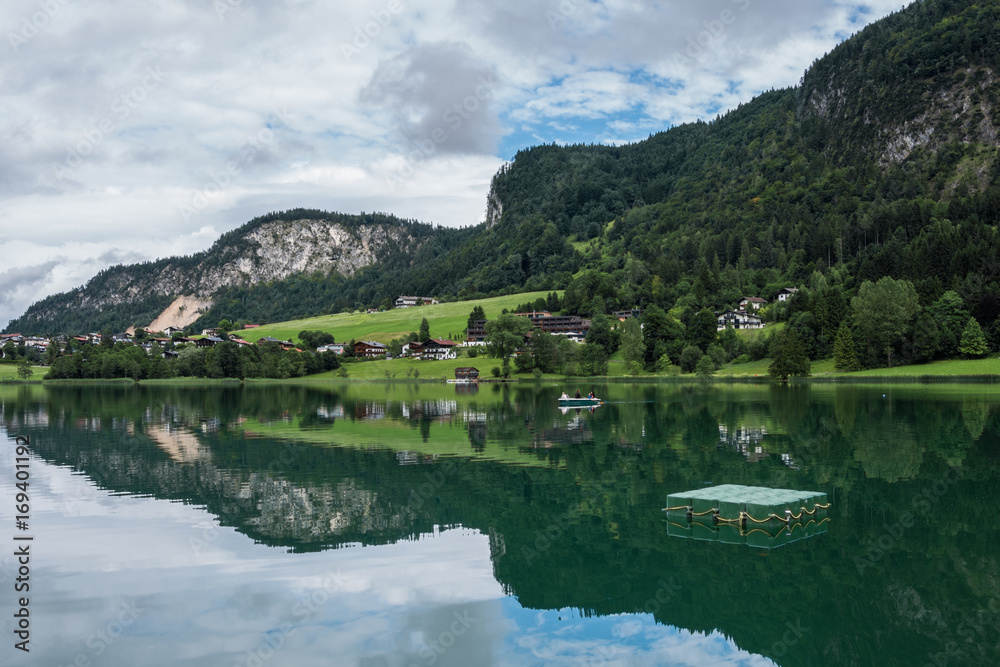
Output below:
[23,217,423,326]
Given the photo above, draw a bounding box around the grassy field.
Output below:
[237,291,554,346]
[826,356,1000,377]
[0,364,48,381]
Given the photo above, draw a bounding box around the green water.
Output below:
[1,382,998,666]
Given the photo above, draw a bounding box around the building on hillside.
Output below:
[317,343,347,355]
[777,287,799,302]
[717,310,765,331]
[230,338,253,347]
[163,326,184,336]
[394,295,439,308]
[354,341,387,358]
[738,297,767,312]
[421,339,458,360]
[466,320,487,343]
[455,367,480,381]
[515,312,592,339]
[196,337,225,348]
[614,309,643,321]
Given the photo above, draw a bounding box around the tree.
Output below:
[718,325,742,362]
[419,318,431,343]
[852,277,920,367]
[577,342,608,376]
[687,308,718,352]
[16,358,32,380]
[679,345,703,374]
[927,291,970,357]
[769,327,811,380]
[586,312,616,355]
[527,330,559,373]
[833,323,861,372]
[695,355,716,376]
[959,317,989,358]
[467,306,486,330]
[484,313,532,377]
[620,318,644,366]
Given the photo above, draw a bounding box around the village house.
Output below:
[777,287,799,302]
[163,326,184,336]
[354,341,387,358]
[738,297,767,312]
[717,310,766,331]
[454,367,480,381]
[614,309,643,321]
[196,336,225,348]
[465,320,487,344]
[394,295,439,308]
[316,343,347,355]
[421,339,458,360]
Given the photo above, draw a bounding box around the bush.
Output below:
[733,354,751,364]
[467,347,479,358]
[491,366,501,378]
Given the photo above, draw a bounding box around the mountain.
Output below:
[7,0,1000,337]
[6,210,467,334]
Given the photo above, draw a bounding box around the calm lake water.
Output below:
[1,381,998,666]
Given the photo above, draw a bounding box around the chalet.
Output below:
[163,326,184,336]
[738,297,767,312]
[257,337,284,345]
[1,333,24,343]
[455,367,480,381]
[173,337,196,345]
[403,341,423,357]
[717,310,765,331]
[421,339,458,360]
[354,341,387,358]
[201,328,221,337]
[466,320,487,343]
[515,312,592,338]
[394,295,439,308]
[196,337,225,348]
[614,309,643,321]
[317,343,347,355]
[230,338,253,347]
[87,333,104,344]
[777,288,799,302]
[366,308,379,314]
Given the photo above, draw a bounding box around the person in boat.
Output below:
[559,392,569,400]
[587,390,595,399]
[574,390,581,398]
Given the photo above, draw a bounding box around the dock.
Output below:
[664,484,831,549]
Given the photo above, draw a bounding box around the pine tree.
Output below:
[833,323,861,372]
[959,317,988,358]
[769,327,811,380]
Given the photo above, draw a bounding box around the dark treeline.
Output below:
[45,340,341,380]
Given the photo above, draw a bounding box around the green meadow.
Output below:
[237,291,554,345]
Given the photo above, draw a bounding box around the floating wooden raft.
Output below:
[664,484,830,526]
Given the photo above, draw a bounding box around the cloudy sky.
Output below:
[0,0,908,328]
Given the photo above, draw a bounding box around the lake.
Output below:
[1,381,998,666]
